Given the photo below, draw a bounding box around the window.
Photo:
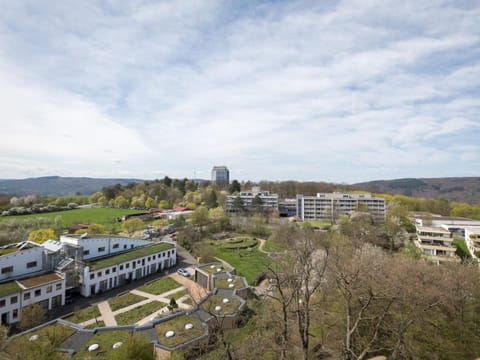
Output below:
[113,243,119,249]
[90,273,94,280]
[97,272,102,277]
[0,300,5,307]
[152,255,156,260]
[1,266,13,274]
[112,267,116,273]
[56,283,62,290]
[105,269,110,275]
[126,263,130,269]
[84,250,90,256]
[12,309,18,318]
[98,247,105,252]
[26,261,37,268]
[10,296,17,304]
[46,286,52,293]
[119,265,124,270]
[34,289,41,297]
[124,245,127,249]
[24,292,30,300]
[148,257,151,261]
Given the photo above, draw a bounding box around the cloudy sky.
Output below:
[0,1,479,183]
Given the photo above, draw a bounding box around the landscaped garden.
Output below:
[222,236,258,249]
[200,295,242,316]
[214,277,246,290]
[108,292,147,312]
[6,323,75,358]
[115,301,166,325]
[137,277,182,295]
[71,329,133,359]
[156,314,205,348]
[65,305,101,324]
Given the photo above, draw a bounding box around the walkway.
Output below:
[80,280,193,327]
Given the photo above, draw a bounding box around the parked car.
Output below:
[177,268,190,277]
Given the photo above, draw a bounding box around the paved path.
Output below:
[80,279,200,327]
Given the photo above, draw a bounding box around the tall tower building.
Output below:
[211,166,230,189]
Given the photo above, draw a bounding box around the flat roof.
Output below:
[17,273,63,289]
[0,281,21,297]
[87,242,175,270]
[417,226,450,234]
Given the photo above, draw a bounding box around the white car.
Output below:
[177,268,190,277]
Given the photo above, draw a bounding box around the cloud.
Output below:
[0,0,479,182]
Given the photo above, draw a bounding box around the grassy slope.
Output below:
[0,208,144,228]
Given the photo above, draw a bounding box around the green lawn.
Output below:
[208,242,271,284]
[108,293,147,312]
[1,207,145,229]
[137,277,182,295]
[156,315,205,348]
[72,329,133,359]
[214,277,245,290]
[262,240,283,252]
[65,305,101,324]
[115,301,166,325]
[201,295,242,316]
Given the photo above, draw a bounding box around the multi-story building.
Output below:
[278,198,297,217]
[225,187,279,213]
[0,234,177,325]
[414,226,457,264]
[211,166,230,189]
[81,242,175,297]
[296,193,386,222]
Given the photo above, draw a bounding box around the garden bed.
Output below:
[137,277,182,295]
[115,301,166,325]
[156,315,205,348]
[109,292,147,312]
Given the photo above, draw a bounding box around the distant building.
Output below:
[211,166,229,189]
[226,187,279,213]
[278,199,297,217]
[296,192,386,222]
[414,226,457,265]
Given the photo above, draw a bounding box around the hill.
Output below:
[354,177,480,204]
[0,176,142,196]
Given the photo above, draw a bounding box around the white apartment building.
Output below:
[81,242,176,297]
[0,234,177,324]
[414,226,457,265]
[0,272,65,325]
[226,187,279,213]
[296,193,386,222]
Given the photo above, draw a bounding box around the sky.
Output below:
[0,0,479,183]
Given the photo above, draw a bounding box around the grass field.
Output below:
[65,305,101,324]
[208,241,271,284]
[72,329,133,359]
[108,293,147,312]
[137,277,182,295]
[115,300,166,325]
[0,207,144,229]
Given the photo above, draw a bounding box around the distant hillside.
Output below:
[354,177,480,204]
[0,176,142,196]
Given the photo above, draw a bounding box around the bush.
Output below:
[252,272,267,286]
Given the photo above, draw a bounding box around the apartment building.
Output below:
[225,187,279,213]
[81,242,176,297]
[0,234,177,324]
[296,193,386,222]
[414,226,457,264]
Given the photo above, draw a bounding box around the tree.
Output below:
[229,179,241,194]
[85,223,106,234]
[28,228,58,244]
[168,297,178,312]
[145,197,156,209]
[158,200,169,209]
[232,196,244,213]
[205,190,218,209]
[19,303,46,331]
[191,206,209,225]
[121,218,145,234]
[114,195,129,208]
[252,194,263,213]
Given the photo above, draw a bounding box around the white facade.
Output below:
[226,187,279,213]
[0,273,65,325]
[296,193,386,222]
[414,226,457,265]
[60,234,151,260]
[81,242,176,297]
[0,242,44,282]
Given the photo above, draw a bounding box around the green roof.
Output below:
[0,281,21,297]
[0,248,18,257]
[87,243,175,270]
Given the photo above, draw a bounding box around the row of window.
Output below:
[83,243,130,256]
[89,251,173,280]
[1,261,39,274]
[0,283,62,307]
